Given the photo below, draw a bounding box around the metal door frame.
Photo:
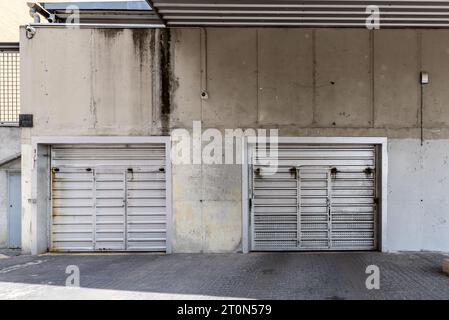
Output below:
[30,136,172,255]
[242,136,388,253]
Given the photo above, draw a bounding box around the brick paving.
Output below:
[0,251,448,299]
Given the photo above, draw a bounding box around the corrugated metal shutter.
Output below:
[51,144,167,252]
[251,144,377,251]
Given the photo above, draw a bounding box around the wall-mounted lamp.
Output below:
[420,72,429,146]
[420,71,430,85]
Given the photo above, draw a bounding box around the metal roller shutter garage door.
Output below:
[251,144,378,251]
[51,144,167,252]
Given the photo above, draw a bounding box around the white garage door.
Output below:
[251,144,378,251]
[51,144,168,252]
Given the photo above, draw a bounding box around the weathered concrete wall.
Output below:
[20,28,158,136]
[0,128,21,248]
[388,139,449,252]
[20,27,449,253]
[171,28,449,138]
[170,28,449,253]
[0,128,20,161]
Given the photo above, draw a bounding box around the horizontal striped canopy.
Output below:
[149,0,449,27]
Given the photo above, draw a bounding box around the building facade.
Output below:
[0,0,30,249]
[20,24,449,254]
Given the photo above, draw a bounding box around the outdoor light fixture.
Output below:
[420,71,430,84]
[420,72,429,146]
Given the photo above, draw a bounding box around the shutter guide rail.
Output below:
[124,171,128,251]
[296,168,301,248]
[327,169,331,249]
[92,169,97,250]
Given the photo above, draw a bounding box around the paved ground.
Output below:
[0,249,21,259]
[0,251,448,300]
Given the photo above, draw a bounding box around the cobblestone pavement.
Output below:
[0,251,448,300]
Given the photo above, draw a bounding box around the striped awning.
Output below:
[149,0,449,27]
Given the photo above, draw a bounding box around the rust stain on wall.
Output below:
[100,29,124,42]
[132,29,152,72]
[159,29,172,135]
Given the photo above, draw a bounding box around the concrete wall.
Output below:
[388,139,449,251]
[0,128,21,248]
[20,27,449,253]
